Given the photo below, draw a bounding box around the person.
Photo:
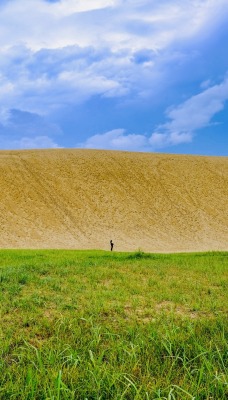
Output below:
[110,240,114,251]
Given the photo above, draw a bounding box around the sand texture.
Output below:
[0,149,227,252]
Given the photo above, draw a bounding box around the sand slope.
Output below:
[0,149,227,252]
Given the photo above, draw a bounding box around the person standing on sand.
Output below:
[110,240,114,251]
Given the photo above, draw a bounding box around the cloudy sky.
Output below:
[0,0,227,155]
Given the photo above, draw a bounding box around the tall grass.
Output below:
[0,250,227,399]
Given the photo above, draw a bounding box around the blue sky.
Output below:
[0,0,227,155]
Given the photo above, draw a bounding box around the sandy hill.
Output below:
[0,149,227,252]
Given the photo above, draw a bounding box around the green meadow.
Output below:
[0,250,227,399]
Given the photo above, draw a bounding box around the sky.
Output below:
[0,0,227,155]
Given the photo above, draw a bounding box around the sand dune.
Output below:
[0,149,227,252]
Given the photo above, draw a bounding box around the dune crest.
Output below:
[0,149,227,252]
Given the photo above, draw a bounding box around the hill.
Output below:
[0,149,227,252]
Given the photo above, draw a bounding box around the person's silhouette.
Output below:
[110,240,114,251]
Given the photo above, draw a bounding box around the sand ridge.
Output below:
[0,149,227,252]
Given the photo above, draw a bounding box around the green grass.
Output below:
[0,250,227,399]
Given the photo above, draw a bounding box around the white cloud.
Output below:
[0,0,227,115]
[149,76,228,146]
[79,129,148,151]
[80,75,228,151]
[52,0,117,15]
[0,0,227,51]
[0,108,62,150]
[0,0,228,150]
[0,135,61,150]
[0,43,160,117]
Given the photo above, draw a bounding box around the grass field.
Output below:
[0,250,227,399]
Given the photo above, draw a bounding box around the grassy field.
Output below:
[0,250,227,399]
